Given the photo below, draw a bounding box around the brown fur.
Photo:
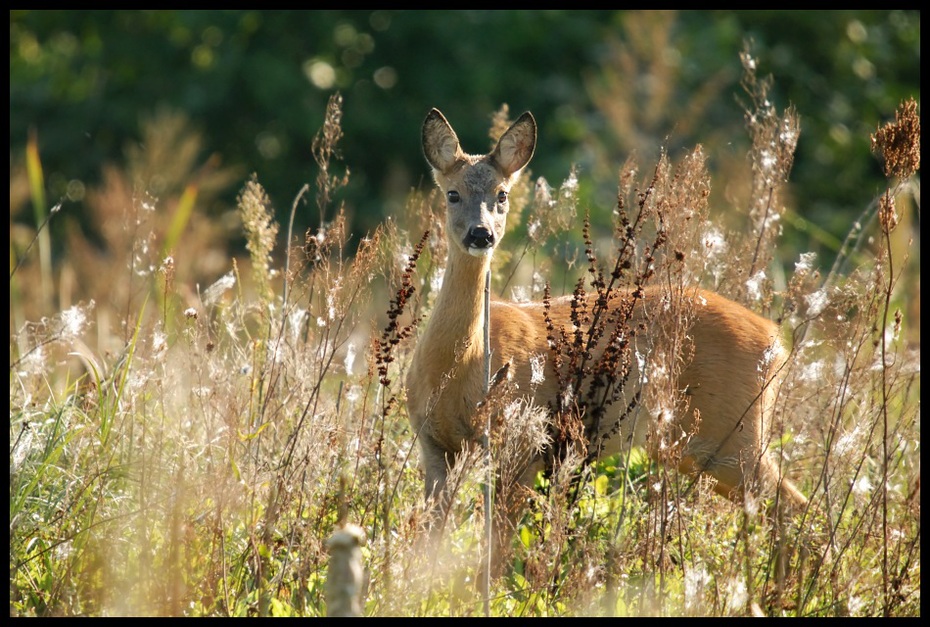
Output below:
[407,108,807,572]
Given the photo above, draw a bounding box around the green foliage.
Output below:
[10,11,920,268]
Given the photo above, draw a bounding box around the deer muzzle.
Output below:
[463,226,495,257]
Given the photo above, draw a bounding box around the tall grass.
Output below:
[9,63,919,615]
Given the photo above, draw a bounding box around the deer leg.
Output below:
[484,462,540,582]
[419,437,453,542]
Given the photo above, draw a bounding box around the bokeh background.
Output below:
[10,10,921,308]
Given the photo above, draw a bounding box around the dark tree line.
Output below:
[11,10,920,264]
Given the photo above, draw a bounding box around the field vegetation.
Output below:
[9,48,920,616]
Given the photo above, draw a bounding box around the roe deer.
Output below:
[406,108,807,574]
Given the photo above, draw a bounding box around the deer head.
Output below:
[422,108,537,258]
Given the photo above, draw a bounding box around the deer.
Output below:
[406,107,808,578]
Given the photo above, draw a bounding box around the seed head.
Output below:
[871,97,920,180]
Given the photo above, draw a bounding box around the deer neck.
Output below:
[421,247,491,372]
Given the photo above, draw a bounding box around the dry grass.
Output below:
[9,62,920,616]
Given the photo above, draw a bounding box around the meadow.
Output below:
[9,59,920,616]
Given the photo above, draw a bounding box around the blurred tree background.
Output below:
[10,10,920,282]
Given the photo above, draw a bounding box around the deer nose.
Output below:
[463,226,495,250]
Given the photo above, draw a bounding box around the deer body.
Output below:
[407,108,806,567]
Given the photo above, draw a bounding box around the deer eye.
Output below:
[497,190,508,205]
[447,190,460,203]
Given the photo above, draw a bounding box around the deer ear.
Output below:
[492,112,537,177]
[422,109,465,175]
